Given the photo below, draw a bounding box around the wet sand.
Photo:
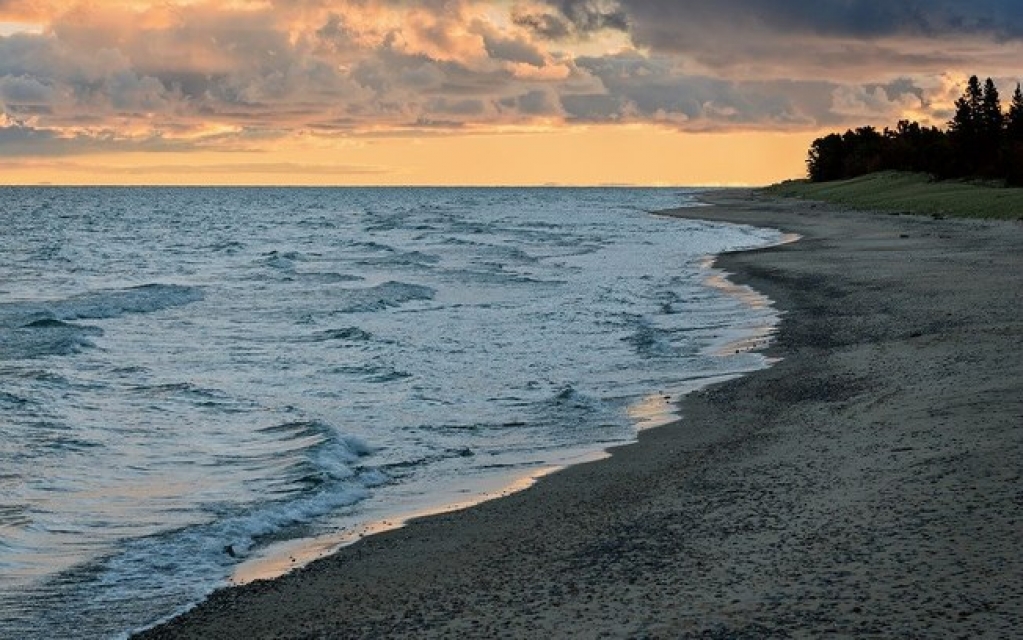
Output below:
[136,191,1023,638]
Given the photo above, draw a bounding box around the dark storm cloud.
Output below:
[511,10,573,40]
[527,0,1023,43]
[550,0,628,33]
[513,0,628,39]
[625,2,1023,71]
[519,0,1023,80]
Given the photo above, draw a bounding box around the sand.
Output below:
[135,191,1023,639]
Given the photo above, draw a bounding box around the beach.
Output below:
[136,191,1023,638]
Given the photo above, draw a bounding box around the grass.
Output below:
[761,171,1023,220]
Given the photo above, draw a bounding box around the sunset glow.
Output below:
[2,1,1022,185]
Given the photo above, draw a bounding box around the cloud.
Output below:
[113,161,389,176]
[547,0,628,33]
[533,0,1023,43]
[0,74,55,110]
[645,2,1022,78]
[512,8,573,40]
[521,1,1023,80]
[1,0,1022,159]
[500,89,560,115]
[561,52,843,129]
[478,27,547,67]
[830,84,924,120]
[0,118,187,156]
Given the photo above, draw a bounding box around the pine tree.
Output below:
[1005,83,1023,185]
[1007,83,1023,142]
[950,75,983,133]
[949,75,985,176]
[978,78,1005,176]
[981,78,1004,137]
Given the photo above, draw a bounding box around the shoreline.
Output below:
[215,211,782,589]
[136,190,1023,638]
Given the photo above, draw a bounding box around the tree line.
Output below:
[807,76,1023,186]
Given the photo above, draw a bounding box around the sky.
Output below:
[1,1,1022,185]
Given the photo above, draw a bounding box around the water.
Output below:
[0,187,783,639]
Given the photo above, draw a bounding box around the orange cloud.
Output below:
[1,0,1022,183]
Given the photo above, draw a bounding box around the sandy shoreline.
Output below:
[136,191,1023,638]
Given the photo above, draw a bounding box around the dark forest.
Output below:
[807,76,1023,186]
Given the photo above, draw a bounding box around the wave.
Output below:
[307,327,375,343]
[255,420,378,490]
[0,504,30,530]
[346,240,397,253]
[294,272,363,285]
[443,267,562,287]
[336,281,435,313]
[622,318,677,359]
[527,385,624,440]
[0,319,104,359]
[6,420,386,640]
[127,382,229,401]
[0,390,33,408]
[208,241,245,253]
[653,289,686,315]
[61,284,203,320]
[0,284,201,360]
[0,284,203,328]
[261,250,318,271]
[326,364,412,384]
[551,385,601,410]
[474,243,540,264]
[21,318,77,329]
[197,420,383,547]
[356,250,441,268]
[257,250,362,284]
[376,446,479,481]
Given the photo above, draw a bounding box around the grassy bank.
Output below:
[763,171,1023,220]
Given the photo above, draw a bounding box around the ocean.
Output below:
[0,187,783,638]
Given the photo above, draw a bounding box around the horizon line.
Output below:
[0,182,767,189]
